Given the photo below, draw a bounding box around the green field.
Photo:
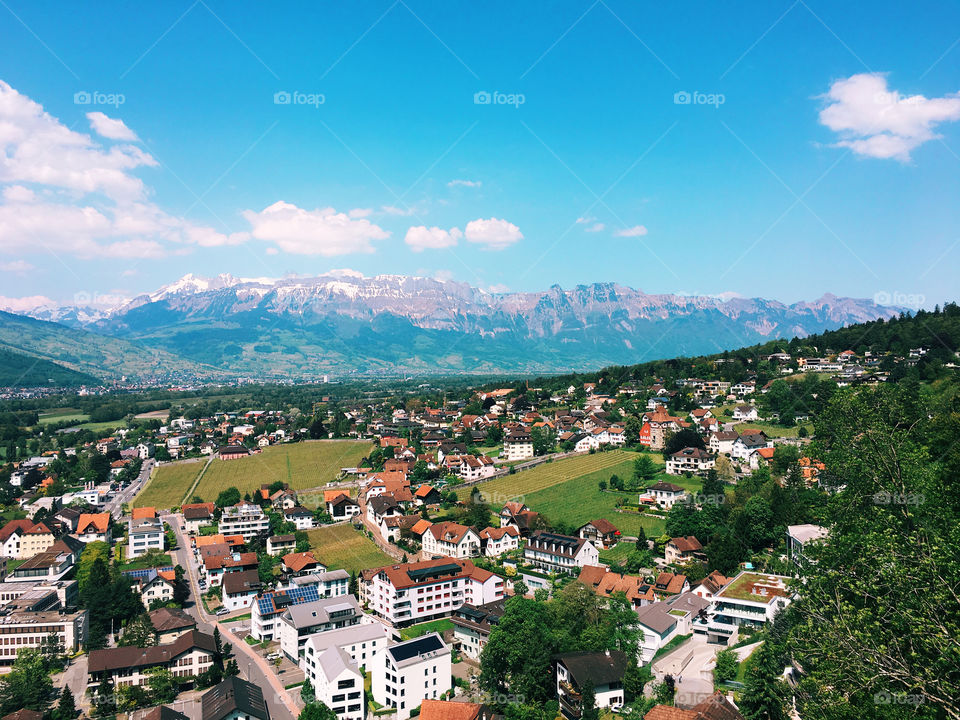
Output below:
[474,450,654,500]
[196,440,372,497]
[134,461,205,509]
[38,409,88,425]
[737,421,813,439]
[307,523,393,574]
[399,618,453,641]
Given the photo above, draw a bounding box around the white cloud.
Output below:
[464,217,523,250]
[614,225,648,237]
[819,73,960,160]
[486,283,510,293]
[576,216,594,224]
[585,222,605,233]
[0,80,251,259]
[242,201,390,256]
[448,179,481,188]
[432,269,455,282]
[381,205,417,216]
[0,294,54,312]
[0,260,33,273]
[404,225,462,252]
[87,111,139,141]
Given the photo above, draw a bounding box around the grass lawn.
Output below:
[598,542,635,565]
[77,419,129,432]
[399,618,453,641]
[651,633,692,663]
[119,552,173,571]
[197,440,372,497]
[496,454,669,537]
[738,421,813,439]
[134,460,205,509]
[474,450,653,502]
[307,524,393,574]
[38,409,88,425]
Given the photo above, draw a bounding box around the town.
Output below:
[0,305,955,720]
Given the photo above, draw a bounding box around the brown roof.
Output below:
[2,711,44,720]
[411,519,433,535]
[132,507,156,519]
[182,502,216,514]
[419,700,487,720]
[282,551,319,572]
[373,557,494,590]
[222,570,261,596]
[138,707,190,720]
[25,522,53,535]
[415,484,437,498]
[479,526,519,541]
[577,566,656,605]
[148,607,197,633]
[88,630,215,673]
[427,521,476,544]
[669,536,703,553]
[0,518,34,542]
[645,692,744,720]
[655,572,688,595]
[77,512,110,534]
[584,518,619,535]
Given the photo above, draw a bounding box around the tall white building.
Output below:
[127,517,164,558]
[372,633,451,720]
[218,502,270,540]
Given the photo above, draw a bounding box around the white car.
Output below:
[216,607,230,616]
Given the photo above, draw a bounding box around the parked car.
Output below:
[216,607,229,616]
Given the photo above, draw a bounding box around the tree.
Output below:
[740,642,788,720]
[300,678,315,704]
[664,428,705,456]
[119,613,158,647]
[215,486,242,508]
[512,580,528,597]
[480,597,554,703]
[146,667,179,705]
[714,648,738,686]
[299,703,338,720]
[580,684,598,720]
[632,456,659,487]
[0,648,53,714]
[55,687,78,720]
[76,541,111,592]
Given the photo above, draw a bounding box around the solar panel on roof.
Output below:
[389,634,444,663]
[407,563,460,581]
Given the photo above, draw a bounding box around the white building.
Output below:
[128,517,164,558]
[555,650,627,718]
[421,522,481,559]
[639,481,689,509]
[711,571,793,630]
[523,531,599,574]
[218,503,270,540]
[479,526,520,557]
[363,558,504,626]
[372,633,452,720]
[277,595,365,661]
[665,447,715,476]
[502,431,534,462]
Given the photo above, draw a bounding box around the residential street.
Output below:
[163,513,299,720]
[106,458,154,518]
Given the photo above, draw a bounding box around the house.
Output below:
[181,503,216,533]
[748,446,776,470]
[413,485,442,506]
[641,408,684,450]
[126,568,177,605]
[221,570,262,611]
[708,431,739,456]
[87,630,216,690]
[498,505,545,537]
[786,524,828,567]
[132,507,156,520]
[20,523,56,559]
[277,595,364,661]
[577,566,657,609]
[665,447,715,476]
[218,445,250,460]
[732,405,759,421]
[362,558,504,626]
[711,571,793,629]
[271,489,299,510]
[478,526,520,557]
[640,482,689,509]
[524,531,599,574]
[0,519,35,559]
[380,514,420,544]
[200,676,271,720]
[503,430,534,462]
[691,570,730,600]
[372,633,452,720]
[731,433,772,464]
[419,701,500,720]
[644,691,744,719]
[148,606,197,643]
[450,599,504,660]
[665,536,705,565]
[422,522,482,559]
[202,551,258,586]
[5,540,78,582]
[74,513,111,543]
[367,495,403,527]
[554,650,627,719]
[635,592,710,663]
[218,503,270,540]
[654,571,689,598]
[282,551,323,576]
[577,519,620,550]
[283,506,315,530]
[128,517,165,558]
[250,572,350,641]
[267,534,296,556]
[326,492,361,519]
[302,645,365,720]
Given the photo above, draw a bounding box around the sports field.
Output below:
[307,523,393,574]
[195,440,372,498]
[134,460,205,509]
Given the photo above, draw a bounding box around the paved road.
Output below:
[164,513,299,720]
[106,458,154,518]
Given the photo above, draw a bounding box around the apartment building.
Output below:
[128,517,165,558]
[218,503,270,540]
[421,522,481,559]
[277,595,364,661]
[523,531,599,574]
[371,633,452,720]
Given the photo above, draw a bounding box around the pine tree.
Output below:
[56,687,77,720]
[740,642,788,720]
[579,684,598,720]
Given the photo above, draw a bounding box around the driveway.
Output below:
[652,634,722,709]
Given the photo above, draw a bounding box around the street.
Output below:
[163,512,299,720]
[106,458,154,518]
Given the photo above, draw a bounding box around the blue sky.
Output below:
[0,0,958,310]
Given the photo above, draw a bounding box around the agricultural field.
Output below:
[307,523,392,574]
[134,460,205,509]
[38,408,88,425]
[473,450,673,539]
[194,440,372,498]
[472,449,654,503]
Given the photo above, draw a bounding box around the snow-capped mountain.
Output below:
[12,273,902,376]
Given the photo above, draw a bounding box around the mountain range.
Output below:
[1,273,903,383]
